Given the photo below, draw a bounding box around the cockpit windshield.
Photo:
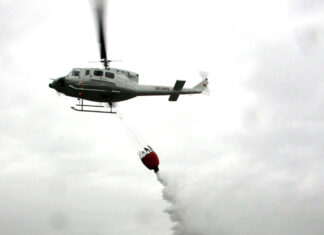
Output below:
[72,70,80,76]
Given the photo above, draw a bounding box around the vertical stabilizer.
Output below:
[193,78,208,93]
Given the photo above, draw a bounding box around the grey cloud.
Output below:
[294,25,324,54]
[48,212,69,230]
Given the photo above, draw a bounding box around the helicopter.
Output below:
[49,0,209,114]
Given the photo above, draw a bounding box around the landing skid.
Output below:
[71,99,116,114]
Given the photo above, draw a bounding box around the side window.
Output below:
[105,72,115,79]
[94,70,103,76]
[85,70,90,75]
[73,70,80,76]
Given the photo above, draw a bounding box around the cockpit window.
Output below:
[105,72,115,79]
[73,70,80,76]
[94,70,103,76]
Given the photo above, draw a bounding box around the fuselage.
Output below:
[49,67,205,103]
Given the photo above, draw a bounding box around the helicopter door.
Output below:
[92,69,104,87]
[93,70,104,78]
[84,69,90,78]
[93,70,105,82]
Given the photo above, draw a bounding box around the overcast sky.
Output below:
[1,0,324,234]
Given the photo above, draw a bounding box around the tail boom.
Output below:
[135,78,208,100]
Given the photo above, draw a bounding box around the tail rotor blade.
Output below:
[199,71,209,80]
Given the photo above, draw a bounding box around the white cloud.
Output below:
[1,0,324,234]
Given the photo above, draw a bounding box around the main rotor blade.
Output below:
[95,0,107,62]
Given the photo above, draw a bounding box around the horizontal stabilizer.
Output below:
[173,80,186,90]
[169,80,186,101]
[169,94,180,101]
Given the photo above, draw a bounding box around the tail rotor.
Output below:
[197,71,210,95]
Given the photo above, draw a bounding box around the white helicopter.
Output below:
[49,0,208,114]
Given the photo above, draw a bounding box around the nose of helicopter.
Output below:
[49,79,56,89]
[49,77,66,90]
